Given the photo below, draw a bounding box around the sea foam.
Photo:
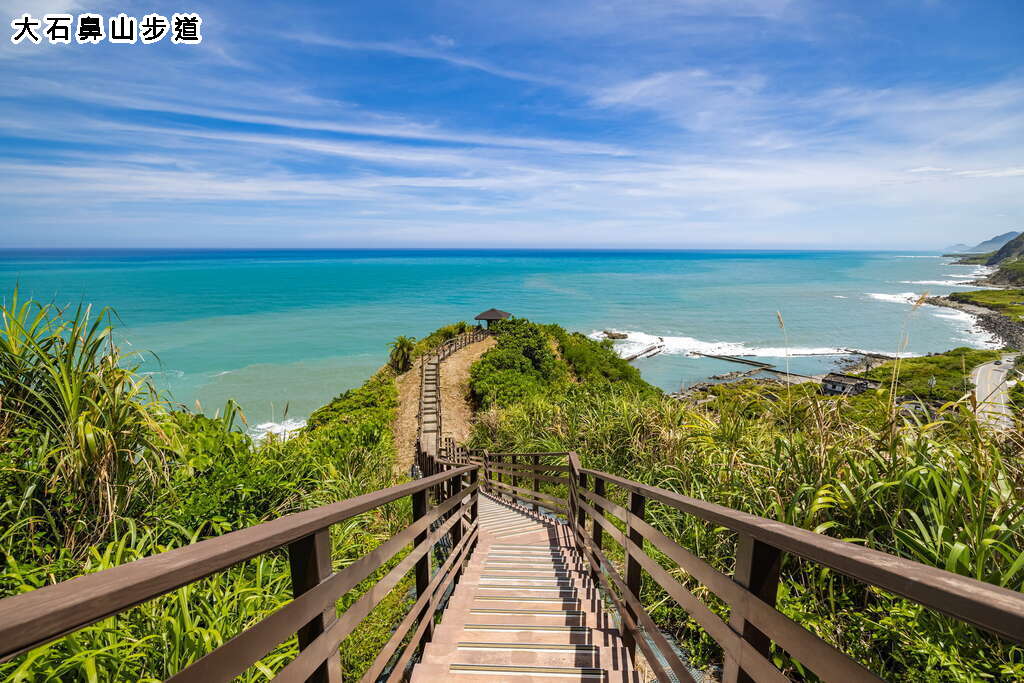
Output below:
[866,292,923,304]
[250,418,306,444]
[900,280,974,287]
[589,330,905,359]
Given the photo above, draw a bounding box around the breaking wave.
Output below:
[865,292,1000,348]
[589,330,902,359]
[899,279,974,287]
[866,292,923,304]
[250,418,306,444]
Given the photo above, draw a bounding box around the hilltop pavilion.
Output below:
[474,308,511,328]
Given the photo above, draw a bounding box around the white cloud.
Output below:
[293,35,563,87]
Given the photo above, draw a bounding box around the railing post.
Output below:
[511,456,519,498]
[532,454,540,512]
[450,469,464,550]
[288,529,342,683]
[723,535,782,683]
[623,491,646,660]
[575,470,587,535]
[590,477,605,583]
[412,488,434,645]
[469,466,479,526]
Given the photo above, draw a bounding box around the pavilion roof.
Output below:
[474,308,511,321]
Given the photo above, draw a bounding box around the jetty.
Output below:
[692,352,775,368]
[1,327,1022,681]
[623,342,664,361]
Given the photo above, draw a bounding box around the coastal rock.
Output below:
[925,296,1024,349]
[603,330,628,339]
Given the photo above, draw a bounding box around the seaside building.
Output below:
[821,373,881,396]
[474,307,511,328]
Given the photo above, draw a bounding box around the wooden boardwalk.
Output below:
[411,493,638,682]
[412,333,639,681]
[2,328,1023,681]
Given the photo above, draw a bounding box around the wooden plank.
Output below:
[583,469,1024,644]
[361,526,478,682]
[273,507,466,683]
[288,529,342,683]
[576,527,695,683]
[723,536,781,683]
[622,491,646,660]
[579,500,786,683]
[486,452,571,458]
[166,484,474,682]
[0,466,475,663]
[484,461,571,474]
[577,488,881,681]
[412,487,433,645]
[486,466,567,486]
[488,479,568,511]
[589,477,605,584]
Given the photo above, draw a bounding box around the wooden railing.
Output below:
[0,466,479,682]
[436,327,488,361]
[415,328,489,458]
[5,443,1021,681]
[482,451,1024,682]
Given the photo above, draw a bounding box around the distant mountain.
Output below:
[987,232,1024,265]
[972,231,1020,253]
[944,243,972,252]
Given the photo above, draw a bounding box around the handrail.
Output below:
[482,450,1024,682]
[416,328,488,459]
[0,465,478,681]
[580,467,1024,644]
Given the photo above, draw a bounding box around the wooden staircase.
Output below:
[411,494,639,682]
[6,327,1022,682]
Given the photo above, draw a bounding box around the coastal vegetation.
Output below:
[989,259,1024,286]
[469,319,1023,680]
[859,346,1001,402]
[947,251,993,265]
[987,232,1024,266]
[950,289,1024,321]
[0,293,415,680]
[947,232,1024,285]
[388,335,416,372]
[2,296,1022,681]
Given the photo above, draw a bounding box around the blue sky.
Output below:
[1,0,1022,249]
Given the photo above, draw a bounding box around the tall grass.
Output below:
[1,288,171,550]
[0,292,412,680]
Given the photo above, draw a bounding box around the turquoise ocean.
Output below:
[0,250,995,435]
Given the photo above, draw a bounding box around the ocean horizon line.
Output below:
[0,246,944,256]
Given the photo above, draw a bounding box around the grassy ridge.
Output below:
[988,260,1024,286]
[859,346,1002,402]
[0,293,415,680]
[468,319,1024,680]
[950,289,1024,321]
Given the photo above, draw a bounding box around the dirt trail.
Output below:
[440,336,496,447]
[393,357,422,476]
[392,336,496,476]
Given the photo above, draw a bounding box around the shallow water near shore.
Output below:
[0,249,996,429]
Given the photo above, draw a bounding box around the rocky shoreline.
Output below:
[924,296,1024,349]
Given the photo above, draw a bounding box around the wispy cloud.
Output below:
[294,35,565,87]
[1,0,1021,248]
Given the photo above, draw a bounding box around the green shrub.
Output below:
[0,292,406,681]
[861,347,1001,402]
[949,289,1024,322]
[468,332,1024,680]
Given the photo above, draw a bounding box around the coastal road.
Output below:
[972,354,1019,430]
